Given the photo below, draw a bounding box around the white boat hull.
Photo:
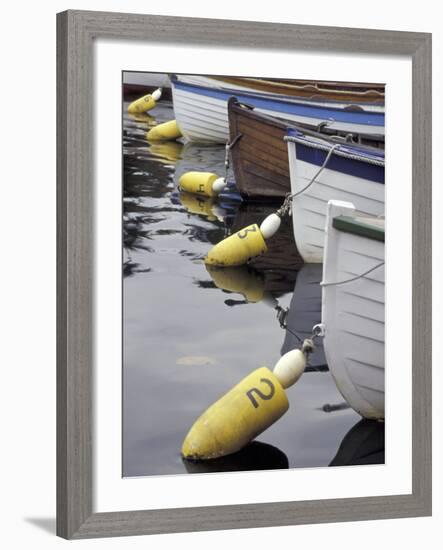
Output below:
[171,76,385,144]
[321,201,385,420]
[287,139,385,262]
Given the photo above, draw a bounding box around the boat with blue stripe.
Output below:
[170,75,385,144]
[285,128,385,263]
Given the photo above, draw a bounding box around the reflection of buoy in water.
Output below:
[206,265,265,303]
[127,88,162,114]
[149,141,184,164]
[204,213,281,267]
[183,440,288,473]
[127,112,156,124]
[179,172,227,197]
[181,346,309,460]
[146,120,183,141]
[179,191,223,222]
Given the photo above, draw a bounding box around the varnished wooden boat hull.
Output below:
[228,98,291,199]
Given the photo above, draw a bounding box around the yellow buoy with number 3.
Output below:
[205,224,267,267]
[204,214,282,267]
[182,347,309,460]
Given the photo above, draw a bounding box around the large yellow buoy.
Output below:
[182,347,309,460]
[179,172,227,197]
[204,214,281,267]
[127,88,162,114]
[146,120,182,141]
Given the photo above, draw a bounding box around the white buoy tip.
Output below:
[152,88,162,101]
[273,349,306,389]
[259,213,281,239]
[212,177,227,194]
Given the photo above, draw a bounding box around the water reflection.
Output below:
[330,419,385,466]
[122,98,366,477]
[183,440,289,474]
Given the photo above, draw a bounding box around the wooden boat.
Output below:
[170,74,385,144]
[286,128,385,262]
[321,201,385,420]
[213,76,385,105]
[228,98,384,200]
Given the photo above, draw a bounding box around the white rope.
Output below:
[321,261,384,287]
[278,143,341,217]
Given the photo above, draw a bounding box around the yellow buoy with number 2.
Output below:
[182,346,310,460]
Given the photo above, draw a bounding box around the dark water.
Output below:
[122,99,383,477]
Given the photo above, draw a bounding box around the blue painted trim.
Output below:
[171,77,385,128]
[287,128,385,160]
[293,141,385,184]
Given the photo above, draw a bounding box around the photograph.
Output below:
[122,71,385,477]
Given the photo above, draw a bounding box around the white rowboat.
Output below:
[286,129,385,262]
[321,200,385,420]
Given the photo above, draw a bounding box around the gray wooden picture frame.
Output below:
[57,9,432,539]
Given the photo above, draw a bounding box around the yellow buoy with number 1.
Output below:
[182,344,311,460]
[204,213,282,267]
[127,88,162,114]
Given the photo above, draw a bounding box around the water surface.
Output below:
[122,99,380,477]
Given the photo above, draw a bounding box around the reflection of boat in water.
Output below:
[330,419,384,466]
[171,74,385,144]
[280,264,326,369]
[183,440,288,473]
[322,201,385,420]
[286,128,385,262]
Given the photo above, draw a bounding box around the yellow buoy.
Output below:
[206,265,265,303]
[127,88,162,114]
[146,120,183,142]
[179,172,226,197]
[182,367,288,460]
[204,213,282,267]
[181,347,308,460]
[205,224,267,267]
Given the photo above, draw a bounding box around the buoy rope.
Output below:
[284,134,385,167]
[224,133,243,181]
[321,261,384,287]
[278,143,341,217]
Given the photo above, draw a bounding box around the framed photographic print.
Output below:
[57,9,432,539]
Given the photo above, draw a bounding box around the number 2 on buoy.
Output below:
[246,378,275,408]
